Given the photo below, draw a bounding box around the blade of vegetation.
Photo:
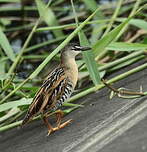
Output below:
[0,107,20,123]
[0,98,32,112]
[129,19,147,30]
[93,16,133,58]
[0,58,6,74]
[36,19,109,32]
[0,120,22,132]
[36,0,64,37]
[92,0,123,59]
[107,42,147,51]
[82,0,104,44]
[0,27,15,62]
[102,0,123,37]
[71,0,101,85]
[98,51,145,72]
[117,18,147,30]
[24,36,66,53]
[108,55,144,72]
[115,2,146,41]
[64,102,84,107]
[93,5,146,59]
[82,0,103,18]
[0,73,10,82]
[79,31,101,85]
[82,0,97,12]
[63,106,80,114]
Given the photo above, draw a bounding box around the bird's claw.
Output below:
[47,119,73,136]
[47,129,53,136]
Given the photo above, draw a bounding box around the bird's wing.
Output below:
[43,76,74,112]
[22,66,65,125]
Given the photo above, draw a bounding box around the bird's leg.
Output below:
[54,110,72,130]
[42,116,54,135]
[56,110,64,128]
[42,110,72,135]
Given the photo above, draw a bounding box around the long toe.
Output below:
[47,119,73,135]
[57,119,73,129]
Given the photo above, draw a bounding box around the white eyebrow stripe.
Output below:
[75,46,82,49]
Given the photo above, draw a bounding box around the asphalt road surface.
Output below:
[0,60,147,152]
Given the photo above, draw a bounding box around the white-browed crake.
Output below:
[22,44,91,135]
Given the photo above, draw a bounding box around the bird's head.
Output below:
[61,43,91,58]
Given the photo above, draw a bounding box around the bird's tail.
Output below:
[22,89,44,126]
[22,111,33,126]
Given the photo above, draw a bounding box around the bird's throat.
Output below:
[61,57,78,88]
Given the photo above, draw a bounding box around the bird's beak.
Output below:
[79,46,91,51]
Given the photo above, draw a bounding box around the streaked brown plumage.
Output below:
[22,44,91,135]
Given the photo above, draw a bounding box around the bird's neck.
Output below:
[61,56,78,87]
[61,56,76,69]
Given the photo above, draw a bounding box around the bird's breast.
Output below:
[67,67,78,88]
[62,57,79,88]
[64,62,78,88]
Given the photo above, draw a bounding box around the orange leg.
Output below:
[55,110,72,129]
[42,116,54,135]
[56,110,63,128]
[42,110,72,135]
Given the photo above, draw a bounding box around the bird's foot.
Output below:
[47,129,54,136]
[47,119,72,136]
[57,119,73,129]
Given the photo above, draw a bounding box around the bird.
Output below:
[22,43,91,135]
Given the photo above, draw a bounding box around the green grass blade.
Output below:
[102,0,123,37]
[82,0,98,12]
[0,107,20,123]
[35,0,64,37]
[107,42,147,51]
[63,106,80,114]
[71,0,101,85]
[64,102,84,107]
[93,17,132,58]
[0,98,32,112]
[0,28,15,62]
[93,5,146,59]
[117,18,147,30]
[0,58,6,73]
[82,0,104,44]
[79,31,101,85]
[109,55,144,72]
[129,18,147,30]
